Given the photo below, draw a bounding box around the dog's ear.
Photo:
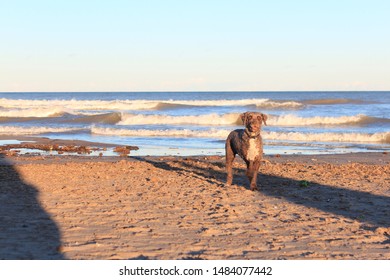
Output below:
[257,113,267,125]
[261,113,267,125]
[240,112,248,125]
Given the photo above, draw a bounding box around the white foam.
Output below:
[257,100,303,109]
[119,113,240,125]
[264,131,390,144]
[91,126,231,138]
[0,107,70,118]
[268,114,369,126]
[0,126,83,135]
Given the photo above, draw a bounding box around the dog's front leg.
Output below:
[225,142,235,186]
[246,160,260,191]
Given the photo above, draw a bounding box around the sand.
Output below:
[0,149,389,260]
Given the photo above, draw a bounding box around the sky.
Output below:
[0,0,389,92]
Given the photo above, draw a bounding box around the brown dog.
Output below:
[225,112,267,190]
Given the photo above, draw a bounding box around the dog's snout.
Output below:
[248,119,260,131]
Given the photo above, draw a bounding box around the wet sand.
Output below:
[0,145,389,259]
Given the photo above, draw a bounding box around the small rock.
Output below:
[375,227,390,235]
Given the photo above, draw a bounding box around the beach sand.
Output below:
[1,142,389,259]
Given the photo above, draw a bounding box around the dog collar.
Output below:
[244,129,260,139]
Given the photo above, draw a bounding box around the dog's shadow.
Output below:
[139,157,390,231]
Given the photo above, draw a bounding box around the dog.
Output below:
[225,111,267,191]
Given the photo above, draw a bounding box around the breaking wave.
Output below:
[2,124,388,144]
[30,112,382,127]
[154,99,303,109]
[91,126,390,144]
[118,113,389,127]
[0,97,304,111]
[1,109,388,128]
[68,112,122,125]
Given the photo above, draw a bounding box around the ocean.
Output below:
[0,91,389,156]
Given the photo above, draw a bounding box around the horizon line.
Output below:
[1,90,390,93]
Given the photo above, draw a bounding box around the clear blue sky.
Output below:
[1,0,389,92]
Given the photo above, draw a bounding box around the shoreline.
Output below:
[1,134,389,164]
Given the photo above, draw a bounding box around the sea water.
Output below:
[0,91,389,156]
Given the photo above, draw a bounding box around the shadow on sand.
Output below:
[0,155,63,259]
[141,157,390,229]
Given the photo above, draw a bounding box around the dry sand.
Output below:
[0,151,389,260]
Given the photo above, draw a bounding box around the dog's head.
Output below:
[240,112,267,135]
